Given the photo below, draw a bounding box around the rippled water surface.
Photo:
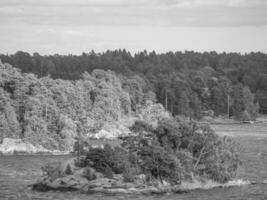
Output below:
[0,123,267,200]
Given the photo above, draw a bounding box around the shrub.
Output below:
[178,121,241,183]
[72,118,240,185]
[83,144,129,175]
[198,136,241,183]
[138,144,182,184]
[121,119,183,184]
[74,156,90,168]
[175,150,194,180]
[129,120,153,134]
[123,165,138,183]
[123,119,240,184]
[155,118,181,152]
[65,164,73,175]
[41,162,62,181]
[103,166,113,179]
[82,167,97,181]
[112,146,129,173]
[84,146,109,172]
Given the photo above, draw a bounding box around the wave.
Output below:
[180,177,250,191]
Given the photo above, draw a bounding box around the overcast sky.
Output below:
[0,0,267,55]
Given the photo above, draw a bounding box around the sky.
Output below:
[0,0,267,55]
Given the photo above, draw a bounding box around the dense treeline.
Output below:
[1,50,266,119]
[1,60,169,150]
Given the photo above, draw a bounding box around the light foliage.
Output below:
[0,61,155,150]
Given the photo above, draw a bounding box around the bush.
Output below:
[177,121,241,183]
[198,136,241,182]
[122,119,240,184]
[121,119,183,184]
[41,162,62,181]
[65,164,73,175]
[84,146,110,172]
[82,144,129,175]
[103,166,113,179]
[112,146,129,173]
[155,118,181,151]
[72,118,240,185]
[175,150,194,180]
[82,167,97,181]
[74,156,90,168]
[138,144,182,184]
[122,165,138,183]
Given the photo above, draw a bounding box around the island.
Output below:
[32,119,241,195]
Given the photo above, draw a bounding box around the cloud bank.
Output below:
[0,0,266,54]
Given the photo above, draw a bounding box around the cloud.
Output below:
[0,0,266,8]
[0,0,148,7]
[157,0,266,7]
[0,0,266,54]
[1,24,267,54]
[0,0,266,27]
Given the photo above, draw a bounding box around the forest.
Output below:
[0,59,169,151]
[0,51,250,187]
[1,50,265,121]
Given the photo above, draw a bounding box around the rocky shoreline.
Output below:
[0,138,69,155]
[31,158,188,195]
[32,175,190,195]
[32,174,188,195]
[32,172,254,196]
[31,158,252,195]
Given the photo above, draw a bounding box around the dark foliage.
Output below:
[84,144,128,174]
[122,165,137,182]
[65,164,73,175]
[103,166,114,179]
[73,118,240,184]
[82,167,97,181]
[126,119,240,183]
[1,50,265,118]
[41,162,63,181]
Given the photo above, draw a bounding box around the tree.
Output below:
[209,76,232,116]
[231,84,245,120]
[231,84,258,121]
[2,50,267,116]
[13,51,34,72]
[121,119,240,183]
[242,86,258,121]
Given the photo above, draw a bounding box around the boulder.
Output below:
[47,175,89,190]
[87,178,116,188]
[32,163,189,195]
[74,167,103,180]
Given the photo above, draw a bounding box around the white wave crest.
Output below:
[224,179,250,187]
[180,177,250,190]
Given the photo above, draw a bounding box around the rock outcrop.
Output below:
[0,138,67,155]
[32,158,188,195]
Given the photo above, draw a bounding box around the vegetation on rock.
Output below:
[73,118,240,185]
[34,117,240,194]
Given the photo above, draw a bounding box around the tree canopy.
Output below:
[1,50,264,118]
[0,60,157,150]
